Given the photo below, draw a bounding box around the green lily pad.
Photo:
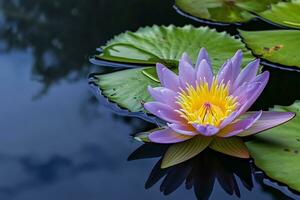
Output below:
[246,101,300,192]
[259,0,300,29]
[240,30,300,68]
[97,25,253,80]
[91,67,159,112]
[100,43,161,64]
[175,0,279,23]
[93,25,254,112]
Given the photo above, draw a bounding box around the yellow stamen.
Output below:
[176,78,238,127]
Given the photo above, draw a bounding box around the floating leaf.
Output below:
[259,0,300,29]
[210,137,249,158]
[134,127,164,142]
[97,25,253,80]
[134,132,151,143]
[161,136,212,168]
[91,26,254,111]
[91,67,159,112]
[246,101,300,192]
[175,0,279,23]
[240,30,300,68]
[100,43,160,64]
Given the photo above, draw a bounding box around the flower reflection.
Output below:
[128,143,253,200]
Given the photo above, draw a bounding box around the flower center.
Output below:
[176,78,238,127]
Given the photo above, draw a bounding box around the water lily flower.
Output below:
[141,48,295,168]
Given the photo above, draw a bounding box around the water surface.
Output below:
[0,0,298,199]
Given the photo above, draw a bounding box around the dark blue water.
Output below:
[0,1,298,199]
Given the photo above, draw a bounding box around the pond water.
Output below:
[0,0,299,200]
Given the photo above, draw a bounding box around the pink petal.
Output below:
[149,128,193,144]
[217,111,262,137]
[237,111,295,137]
[144,102,182,123]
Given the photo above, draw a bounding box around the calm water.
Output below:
[0,0,299,199]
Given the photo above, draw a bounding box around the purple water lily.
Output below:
[142,48,295,164]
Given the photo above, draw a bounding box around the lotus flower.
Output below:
[141,48,295,168]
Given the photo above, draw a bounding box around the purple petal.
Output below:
[236,71,269,115]
[179,58,195,88]
[144,102,182,123]
[234,59,260,89]
[217,50,244,89]
[196,59,213,87]
[147,86,179,109]
[254,70,269,83]
[219,110,239,128]
[238,111,295,137]
[168,123,198,136]
[192,124,219,136]
[217,60,233,85]
[233,82,261,106]
[156,63,165,85]
[156,63,180,92]
[180,52,193,65]
[230,50,243,81]
[149,128,193,144]
[217,111,262,137]
[195,48,211,68]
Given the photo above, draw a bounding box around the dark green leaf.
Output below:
[259,0,300,29]
[91,67,159,112]
[240,30,300,68]
[98,25,253,75]
[175,0,279,23]
[246,101,300,192]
